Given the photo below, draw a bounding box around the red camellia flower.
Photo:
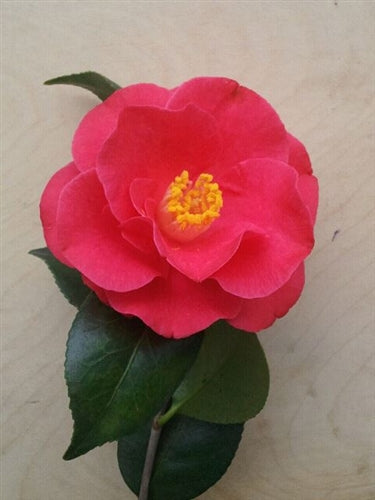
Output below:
[40,77,318,338]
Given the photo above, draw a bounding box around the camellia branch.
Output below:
[138,404,169,500]
[35,73,318,500]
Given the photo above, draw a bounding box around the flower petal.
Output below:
[40,162,79,265]
[287,133,318,223]
[167,77,239,113]
[81,275,109,305]
[229,264,305,332]
[97,104,221,223]
[287,132,312,175]
[72,84,171,171]
[129,178,156,217]
[167,76,289,166]
[121,216,161,255]
[56,170,163,292]
[297,174,319,224]
[106,271,241,339]
[128,176,247,281]
[152,224,244,282]
[213,160,314,298]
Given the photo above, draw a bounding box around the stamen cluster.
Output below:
[166,170,223,230]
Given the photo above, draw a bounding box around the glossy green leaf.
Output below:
[64,294,202,460]
[118,414,243,500]
[29,247,90,308]
[44,71,121,101]
[159,321,269,425]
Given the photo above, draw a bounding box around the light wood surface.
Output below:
[2,1,374,499]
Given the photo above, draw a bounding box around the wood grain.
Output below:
[2,1,374,499]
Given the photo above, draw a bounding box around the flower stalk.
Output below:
[138,403,169,500]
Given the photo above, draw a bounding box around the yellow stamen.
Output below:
[158,170,223,242]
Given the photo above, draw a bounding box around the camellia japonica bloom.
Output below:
[40,77,318,338]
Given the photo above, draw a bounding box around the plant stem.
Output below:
[138,405,168,500]
[156,403,178,427]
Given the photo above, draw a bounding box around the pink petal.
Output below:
[72,83,171,171]
[167,77,240,113]
[213,160,314,298]
[97,105,221,223]
[229,264,305,332]
[287,133,312,175]
[106,271,241,339]
[128,176,246,281]
[167,77,289,167]
[153,222,262,282]
[287,133,318,223]
[56,169,164,292]
[297,174,319,224]
[81,275,109,305]
[129,178,156,217]
[121,216,162,256]
[40,162,79,265]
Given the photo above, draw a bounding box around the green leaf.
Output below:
[29,247,90,308]
[159,321,269,425]
[44,71,121,101]
[118,414,243,500]
[64,294,202,460]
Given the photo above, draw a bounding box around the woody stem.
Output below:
[138,403,169,500]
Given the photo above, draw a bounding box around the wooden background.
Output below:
[2,1,374,499]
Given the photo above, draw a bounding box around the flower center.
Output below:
[158,170,223,242]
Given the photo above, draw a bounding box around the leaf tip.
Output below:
[29,248,44,259]
[63,445,78,461]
